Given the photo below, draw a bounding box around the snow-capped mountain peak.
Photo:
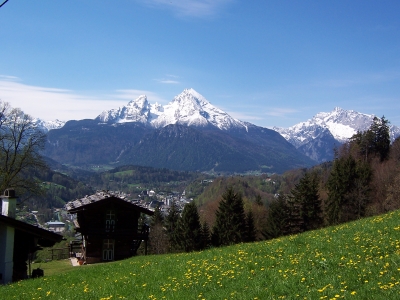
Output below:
[96,88,246,131]
[274,107,376,148]
[274,107,400,163]
[32,118,65,132]
[97,95,153,124]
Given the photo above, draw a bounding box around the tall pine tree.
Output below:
[262,194,290,239]
[326,156,356,225]
[200,221,211,249]
[244,209,257,242]
[164,201,182,252]
[179,201,202,252]
[290,171,323,232]
[326,155,372,224]
[212,187,246,246]
[370,116,391,161]
[149,205,168,254]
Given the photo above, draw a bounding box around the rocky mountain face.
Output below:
[96,88,248,130]
[274,107,400,163]
[33,118,65,133]
[43,89,314,173]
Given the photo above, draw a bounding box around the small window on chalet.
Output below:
[103,239,114,261]
[105,210,115,232]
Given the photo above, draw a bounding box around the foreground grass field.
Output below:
[2,210,400,299]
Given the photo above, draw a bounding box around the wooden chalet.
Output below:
[1,189,63,284]
[65,191,154,264]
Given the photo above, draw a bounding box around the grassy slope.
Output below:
[31,260,75,277]
[2,210,400,299]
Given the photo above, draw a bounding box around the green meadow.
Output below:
[2,210,400,299]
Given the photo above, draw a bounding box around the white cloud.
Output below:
[154,74,181,84]
[0,78,165,121]
[141,0,234,17]
[159,80,180,84]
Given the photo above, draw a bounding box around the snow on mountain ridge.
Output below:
[97,88,247,131]
[33,118,65,132]
[274,107,378,149]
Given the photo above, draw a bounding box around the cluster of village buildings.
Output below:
[45,189,193,233]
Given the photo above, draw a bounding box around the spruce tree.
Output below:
[290,172,322,232]
[200,221,211,249]
[179,201,202,252]
[262,194,290,239]
[244,210,257,242]
[212,187,247,246]
[326,156,356,224]
[151,205,164,226]
[326,155,372,224]
[164,201,182,252]
[370,116,391,161]
[350,116,391,162]
[255,194,263,206]
[149,205,167,254]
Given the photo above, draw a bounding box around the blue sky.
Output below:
[1,0,399,128]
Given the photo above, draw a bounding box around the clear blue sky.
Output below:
[1,0,399,128]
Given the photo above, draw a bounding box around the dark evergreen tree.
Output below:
[350,116,391,162]
[346,160,372,219]
[179,201,202,252]
[164,201,182,252]
[326,155,372,224]
[370,116,391,161]
[326,156,356,225]
[290,172,322,232]
[150,205,164,226]
[149,205,168,254]
[255,194,263,206]
[212,187,247,246]
[244,209,257,242]
[200,221,211,249]
[350,130,375,161]
[262,194,290,239]
[285,194,303,234]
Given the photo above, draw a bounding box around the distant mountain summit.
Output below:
[33,118,65,133]
[274,107,400,163]
[96,88,248,131]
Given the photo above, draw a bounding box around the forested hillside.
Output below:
[19,166,93,221]
[86,165,211,195]
[193,116,400,245]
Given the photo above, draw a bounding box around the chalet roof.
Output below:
[65,190,154,215]
[46,221,65,226]
[0,214,63,245]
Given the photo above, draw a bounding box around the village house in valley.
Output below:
[65,191,154,264]
[0,189,63,284]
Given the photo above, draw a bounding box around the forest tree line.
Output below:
[143,116,400,254]
[247,116,400,240]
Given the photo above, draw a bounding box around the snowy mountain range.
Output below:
[33,118,65,133]
[43,88,314,173]
[38,88,400,167]
[274,107,400,162]
[96,88,248,131]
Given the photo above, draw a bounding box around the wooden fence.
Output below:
[46,247,70,260]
